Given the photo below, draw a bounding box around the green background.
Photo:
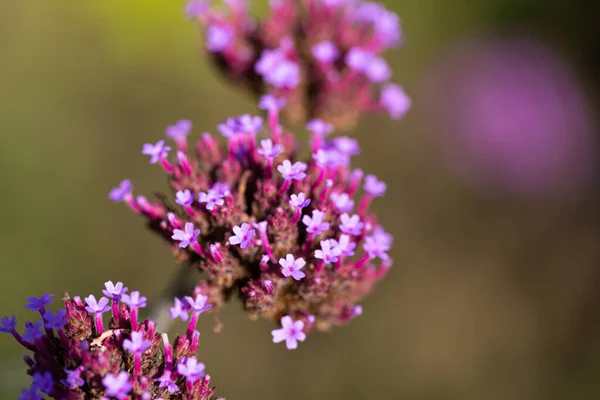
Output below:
[1,1,599,399]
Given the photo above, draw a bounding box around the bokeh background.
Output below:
[1,1,600,399]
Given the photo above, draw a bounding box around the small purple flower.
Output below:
[363,234,390,260]
[198,189,225,211]
[121,291,147,309]
[312,41,339,63]
[353,305,363,316]
[279,254,306,281]
[43,309,67,330]
[165,119,192,142]
[345,47,373,72]
[123,331,152,354]
[19,387,42,400]
[0,315,17,333]
[365,56,391,82]
[257,139,283,159]
[278,160,307,181]
[258,94,286,111]
[169,297,190,321]
[229,223,256,249]
[32,371,54,394]
[339,213,364,236]
[337,234,356,257]
[206,24,233,52]
[302,210,330,235]
[142,140,171,164]
[175,189,195,206]
[364,175,387,197]
[184,294,213,314]
[314,239,341,264]
[25,294,54,312]
[211,182,231,196]
[256,48,300,88]
[313,148,345,168]
[218,114,263,137]
[102,281,128,300]
[108,179,133,203]
[289,193,311,209]
[330,192,354,212]
[380,83,411,119]
[63,367,84,389]
[306,119,334,136]
[185,0,209,19]
[177,357,206,382]
[171,222,201,248]
[156,373,179,394]
[333,136,360,157]
[102,371,132,397]
[84,295,110,314]
[23,321,44,343]
[271,316,306,350]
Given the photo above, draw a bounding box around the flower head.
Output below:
[1,284,219,399]
[0,315,17,333]
[218,114,263,137]
[271,316,306,350]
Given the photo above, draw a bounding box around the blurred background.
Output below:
[1,1,599,399]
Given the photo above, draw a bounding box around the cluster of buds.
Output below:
[186,0,411,129]
[109,96,393,349]
[1,282,219,399]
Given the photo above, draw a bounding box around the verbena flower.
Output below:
[1,282,220,399]
[109,101,392,346]
[187,0,410,129]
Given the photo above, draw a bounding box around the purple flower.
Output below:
[365,56,391,82]
[177,357,206,382]
[32,371,54,394]
[23,321,43,343]
[171,222,201,248]
[211,182,231,196]
[102,371,132,397]
[0,315,17,333]
[257,139,283,159]
[345,47,373,72]
[312,41,339,63]
[102,281,128,300]
[332,136,360,157]
[258,94,286,111]
[156,373,179,394]
[43,309,67,330]
[313,148,345,168]
[289,193,311,209]
[337,234,356,256]
[330,192,354,212]
[206,24,233,52]
[363,234,390,260]
[229,223,256,249]
[175,189,195,206]
[218,114,263,137]
[256,48,300,88]
[63,367,84,389]
[271,316,306,350]
[306,119,334,136]
[279,254,306,281]
[314,239,341,264]
[339,213,364,236]
[364,174,387,197]
[123,331,152,354]
[185,0,209,19]
[121,291,147,309]
[165,119,192,142]
[184,294,213,314]
[198,189,225,211]
[19,387,42,400]
[142,140,171,164]
[277,160,307,180]
[302,210,330,235]
[108,179,133,203]
[84,295,110,314]
[25,294,54,312]
[380,83,411,119]
[169,297,190,321]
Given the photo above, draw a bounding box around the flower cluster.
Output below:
[109,99,392,348]
[1,282,218,399]
[186,0,411,129]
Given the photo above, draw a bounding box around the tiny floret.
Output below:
[289,193,311,209]
[102,281,128,299]
[172,222,201,248]
[185,294,213,314]
[123,331,152,354]
[229,223,256,249]
[271,316,306,350]
[279,254,306,281]
[142,140,171,164]
[364,174,387,197]
[121,291,148,308]
[257,139,283,159]
[165,119,192,141]
[84,295,110,314]
[103,371,132,397]
[302,210,330,235]
[25,294,54,312]
[278,160,307,181]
